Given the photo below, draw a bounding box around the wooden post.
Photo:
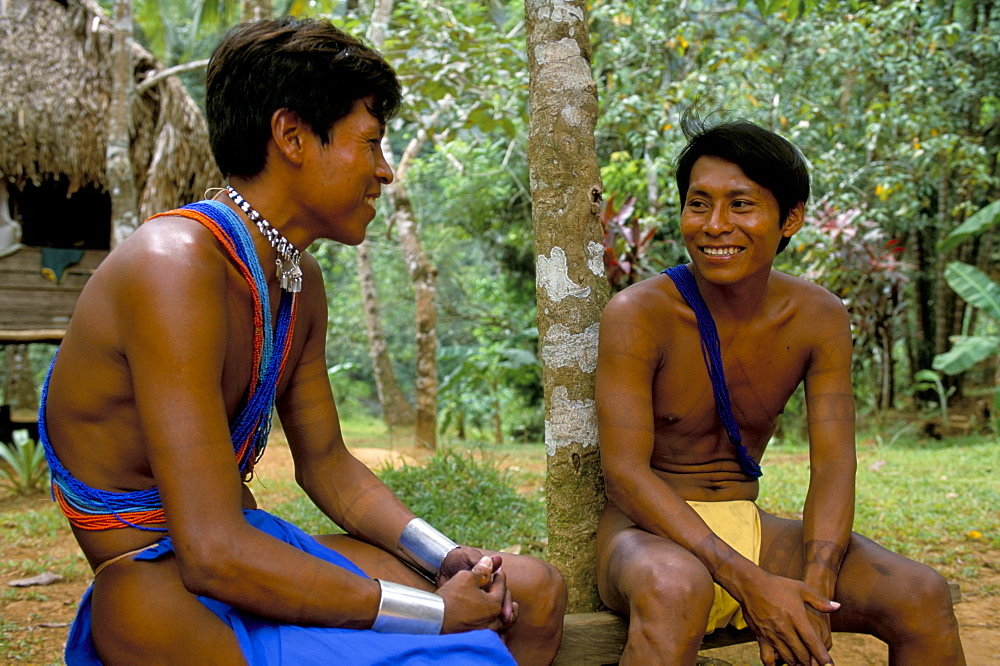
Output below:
[3,344,38,423]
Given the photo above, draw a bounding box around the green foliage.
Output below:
[132,0,240,65]
[933,262,1000,376]
[852,440,1000,563]
[438,339,540,444]
[384,0,528,139]
[0,431,49,496]
[377,450,547,556]
[938,199,1000,253]
[590,0,999,411]
[269,449,547,555]
[313,238,416,415]
[928,200,1000,425]
[912,369,954,425]
[0,505,66,540]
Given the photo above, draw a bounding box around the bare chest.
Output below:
[652,321,808,446]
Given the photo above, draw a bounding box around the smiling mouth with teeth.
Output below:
[701,246,744,256]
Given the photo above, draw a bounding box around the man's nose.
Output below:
[705,207,733,235]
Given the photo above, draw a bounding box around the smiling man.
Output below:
[594,119,965,665]
[39,17,564,665]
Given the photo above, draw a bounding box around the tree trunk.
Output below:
[909,224,935,377]
[933,167,955,359]
[644,141,659,218]
[357,240,416,427]
[387,136,439,450]
[351,0,419,432]
[364,0,440,449]
[107,0,140,248]
[525,0,608,613]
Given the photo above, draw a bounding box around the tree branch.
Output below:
[136,59,210,95]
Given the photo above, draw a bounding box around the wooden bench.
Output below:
[554,582,962,665]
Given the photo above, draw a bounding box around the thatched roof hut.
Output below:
[0,0,222,341]
[0,0,221,218]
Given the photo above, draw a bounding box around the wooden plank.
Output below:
[0,329,65,343]
[0,289,82,309]
[0,270,94,290]
[553,612,751,665]
[0,247,106,272]
[0,247,107,337]
[553,612,626,665]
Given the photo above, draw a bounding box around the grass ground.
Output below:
[1,418,997,664]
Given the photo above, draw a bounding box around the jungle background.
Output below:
[0,0,998,663]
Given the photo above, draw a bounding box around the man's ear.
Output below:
[781,202,805,238]
[270,108,308,166]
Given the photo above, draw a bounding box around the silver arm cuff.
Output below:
[371,580,445,634]
[399,517,460,578]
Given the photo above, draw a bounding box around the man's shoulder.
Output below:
[773,270,845,312]
[600,274,693,354]
[607,273,682,314]
[94,214,233,295]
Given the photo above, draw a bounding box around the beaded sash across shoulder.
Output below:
[663,264,763,479]
[40,200,299,531]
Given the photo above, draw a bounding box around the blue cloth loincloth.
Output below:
[65,509,516,665]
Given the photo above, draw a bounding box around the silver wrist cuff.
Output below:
[399,517,460,578]
[371,579,445,634]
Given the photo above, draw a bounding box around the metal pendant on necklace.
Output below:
[277,256,302,293]
[226,186,302,293]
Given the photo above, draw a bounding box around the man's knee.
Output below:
[843,553,956,642]
[888,561,956,629]
[510,555,568,623]
[625,551,714,622]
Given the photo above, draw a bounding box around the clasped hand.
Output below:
[435,547,518,634]
[740,571,839,666]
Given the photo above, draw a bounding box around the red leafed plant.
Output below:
[601,194,659,290]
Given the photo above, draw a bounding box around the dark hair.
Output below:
[206,17,402,178]
[675,113,809,254]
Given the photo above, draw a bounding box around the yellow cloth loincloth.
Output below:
[686,500,761,634]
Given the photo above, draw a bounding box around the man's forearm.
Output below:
[801,468,855,596]
[300,451,414,551]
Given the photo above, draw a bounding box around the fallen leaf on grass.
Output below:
[868,460,887,472]
[8,571,62,587]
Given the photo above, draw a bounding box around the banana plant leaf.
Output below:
[938,200,1000,252]
[945,261,1000,322]
[932,335,1000,375]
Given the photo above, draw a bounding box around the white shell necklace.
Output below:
[226,186,302,293]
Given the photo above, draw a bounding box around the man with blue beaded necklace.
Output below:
[41,17,565,665]
[593,116,965,665]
